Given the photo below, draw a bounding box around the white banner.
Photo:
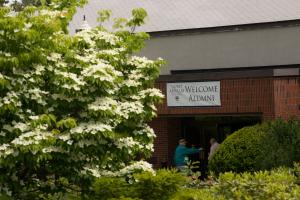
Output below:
[167,81,221,107]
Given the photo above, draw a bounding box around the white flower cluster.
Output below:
[115,137,142,149]
[82,166,102,178]
[75,139,97,148]
[75,53,97,63]
[2,124,13,133]
[55,70,86,91]
[11,129,53,146]
[128,56,154,69]
[115,161,155,177]
[116,101,144,119]
[47,52,62,62]
[83,161,154,178]
[76,30,96,47]
[81,62,122,84]
[0,185,12,197]
[0,121,30,136]
[25,88,48,106]
[76,29,120,46]
[139,88,165,99]
[144,143,154,151]
[0,143,14,158]
[51,93,73,102]
[42,146,66,153]
[133,125,156,138]
[39,9,62,18]
[34,65,46,75]
[13,122,29,132]
[122,77,142,88]
[70,122,113,135]
[23,23,32,31]
[0,91,21,108]
[88,97,118,112]
[98,47,125,56]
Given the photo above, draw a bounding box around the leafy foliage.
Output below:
[211,165,300,200]
[209,119,300,174]
[172,188,214,200]
[208,124,268,173]
[262,119,300,169]
[0,1,164,198]
[92,169,186,200]
[92,165,300,200]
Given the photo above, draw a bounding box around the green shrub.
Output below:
[212,166,300,200]
[261,119,300,169]
[171,188,214,200]
[90,166,300,200]
[91,176,133,199]
[209,119,300,174]
[91,169,186,200]
[209,124,269,173]
[172,164,300,200]
[132,169,186,200]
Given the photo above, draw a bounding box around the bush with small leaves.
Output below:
[212,165,300,200]
[209,124,269,173]
[209,119,300,174]
[92,169,186,200]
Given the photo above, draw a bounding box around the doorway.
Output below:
[181,115,261,153]
[178,115,261,178]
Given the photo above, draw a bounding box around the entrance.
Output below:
[179,115,261,178]
[181,115,261,154]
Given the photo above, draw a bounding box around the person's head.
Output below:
[178,139,187,146]
[210,138,217,145]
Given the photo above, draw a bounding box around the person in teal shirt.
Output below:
[174,139,202,169]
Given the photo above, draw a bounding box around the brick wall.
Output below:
[166,118,182,166]
[149,76,300,168]
[155,78,275,120]
[274,77,300,119]
[149,117,182,168]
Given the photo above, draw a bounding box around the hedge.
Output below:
[209,119,300,174]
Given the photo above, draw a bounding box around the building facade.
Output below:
[70,0,300,168]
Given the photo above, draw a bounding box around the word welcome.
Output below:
[167,81,221,106]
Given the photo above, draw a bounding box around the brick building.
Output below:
[70,0,300,167]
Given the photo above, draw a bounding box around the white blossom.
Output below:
[119,161,154,175]
[116,101,144,119]
[139,88,164,99]
[11,130,53,146]
[0,144,10,151]
[3,124,13,132]
[57,133,70,141]
[88,97,118,112]
[42,147,66,153]
[76,139,97,148]
[47,52,62,62]
[39,9,61,18]
[97,161,155,178]
[70,122,113,135]
[115,137,141,149]
[128,56,154,69]
[133,125,156,138]
[13,122,29,132]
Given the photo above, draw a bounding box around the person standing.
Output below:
[174,139,202,170]
[208,138,220,160]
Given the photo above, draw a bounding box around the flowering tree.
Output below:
[0,1,164,198]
